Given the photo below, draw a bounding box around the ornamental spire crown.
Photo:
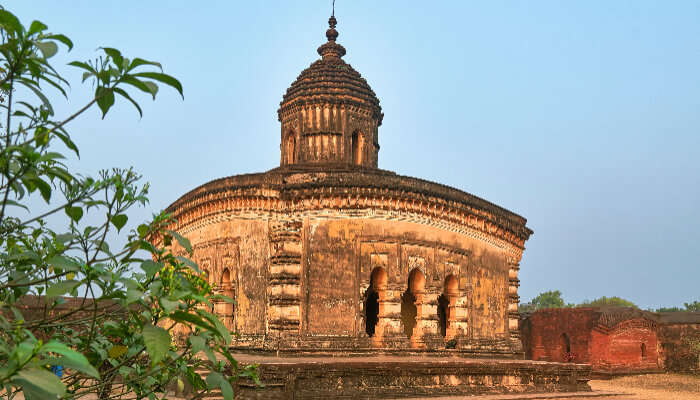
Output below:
[277,15,383,169]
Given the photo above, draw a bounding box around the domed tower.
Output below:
[278,15,383,168]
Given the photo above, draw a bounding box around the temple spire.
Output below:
[318,6,345,59]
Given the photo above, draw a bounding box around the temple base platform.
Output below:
[231,354,592,399]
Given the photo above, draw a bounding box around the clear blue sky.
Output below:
[9,1,700,309]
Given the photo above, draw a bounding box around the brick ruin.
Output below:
[166,15,533,357]
[656,312,700,373]
[520,307,700,375]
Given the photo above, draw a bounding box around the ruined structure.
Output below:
[520,308,663,376]
[166,15,533,357]
[657,312,700,373]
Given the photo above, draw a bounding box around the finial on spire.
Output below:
[326,3,338,42]
[318,1,346,59]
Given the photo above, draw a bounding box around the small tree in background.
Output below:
[655,301,700,313]
[519,290,575,313]
[578,296,637,308]
[0,8,255,399]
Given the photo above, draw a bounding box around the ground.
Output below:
[589,373,700,400]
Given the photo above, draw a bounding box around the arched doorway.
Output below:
[365,267,387,338]
[351,131,364,165]
[401,268,425,345]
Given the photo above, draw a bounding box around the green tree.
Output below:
[684,301,700,312]
[520,290,574,312]
[655,301,700,313]
[577,296,637,308]
[0,8,255,399]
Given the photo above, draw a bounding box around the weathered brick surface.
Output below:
[520,308,661,375]
[231,355,591,399]
[656,313,700,372]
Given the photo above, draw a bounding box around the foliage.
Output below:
[577,296,637,308]
[519,290,575,313]
[520,291,645,313]
[0,8,256,400]
[655,301,700,313]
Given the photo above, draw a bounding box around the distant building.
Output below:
[656,312,700,373]
[521,307,700,375]
[520,308,661,376]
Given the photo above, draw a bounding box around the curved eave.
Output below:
[165,166,533,243]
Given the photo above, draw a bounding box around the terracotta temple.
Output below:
[166,14,534,357]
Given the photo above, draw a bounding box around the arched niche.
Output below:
[351,130,364,165]
[438,274,459,340]
[217,268,235,329]
[561,333,571,362]
[401,268,425,345]
[285,130,296,165]
[365,267,387,339]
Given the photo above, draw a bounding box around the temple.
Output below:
[166,14,532,357]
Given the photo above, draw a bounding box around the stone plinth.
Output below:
[231,354,591,399]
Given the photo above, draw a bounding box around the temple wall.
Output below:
[303,216,511,346]
[185,218,270,335]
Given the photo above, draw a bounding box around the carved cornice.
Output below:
[167,170,532,252]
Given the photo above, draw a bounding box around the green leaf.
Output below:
[28,20,48,35]
[206,371,233,400]
[141,260,161,277]
[96,87,115,119]
[46,34,73,50]
[3,199,29,211]
[68,61,97,75]
[36,41,58,59]
[111,214,128,231]
[133,72,184,98]
[41,341,100,378]
[33,177,52,202]
[65,205,83,222]
[143,81,158,99]
[189,335,206,354]
[113,87,143,117]
[0,10,22,35]
[142,324,171,366]
[177,255,200,273]
[23,81,54,115]
[13,368,66,398]
[102,47,124,68]
[166,229,192,253]
[129,57,162,71]
[48,255,81,272]
[170,311,216,332]
[46,280,80,298]
[160,298,179,313]
[126,287,144,305]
